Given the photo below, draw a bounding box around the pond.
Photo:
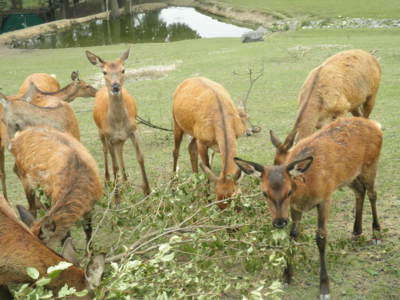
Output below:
[11,7,252,49]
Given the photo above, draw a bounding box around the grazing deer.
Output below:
[270,49,381,165]
[0,195,104,300]
[22,72,97,105]
[85,48,150,196]
[172,77,246,209]
[235,117,383,300]
[10,126,102,249]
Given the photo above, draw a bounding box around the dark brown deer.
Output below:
[172,77,246,209]
[0,195,104,300]
[235,117,383,300]
[270,49,381,165]
[10,126,102,249]
[86,48,150,197]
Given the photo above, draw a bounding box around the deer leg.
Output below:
[130,131,150,195]
[108,142,119,183]
[0,146,7,200]
[284,208,303,284]
[188,137,198,173]
[350,107,362,117]
[115,142,128,181]
[363,94,377,118]
[100,135,110,182]
[349,177,366,237]
[0,285,12,300]
[197,142,210,168]
[316,202,331,300]
[172,121,184,173]
[83,214,93,248]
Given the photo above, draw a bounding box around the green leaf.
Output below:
[26,267,40,280]
[47,261,72,274]
[36,277,52,287]
[75,289,89,297]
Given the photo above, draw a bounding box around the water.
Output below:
[11,7,251,49]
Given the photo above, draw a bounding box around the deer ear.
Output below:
[287,156,313,177]
[282,129,297,151]
[85,254,105,290]
[120,48,130,62]
[269,130,282,148]
[71,71,79,81]
[62,237,80,267]
[234,157,264,177]
[16,205,35,227]
[85,51,105,67]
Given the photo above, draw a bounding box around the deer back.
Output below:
[18,73,60,95]
[10,126,102,248]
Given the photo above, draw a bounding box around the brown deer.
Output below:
[85,49,150,196]
[270,49,381,165]
[172,77,246,209]
[0,93,80,140]
[0,195,104,300]
[235,117,383,300]
[10,126,102,249]
[22,72,97,106]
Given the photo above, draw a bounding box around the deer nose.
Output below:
[111,83,120,94]
[273,218,288,229]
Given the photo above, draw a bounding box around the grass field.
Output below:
[1,23,400,300]
[218,0,400,19]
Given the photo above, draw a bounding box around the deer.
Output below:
[270,49,381,165]
[172,77,246,209]
[21,72,97,106]
[0,194,105,300]
[85,48,150,197]
[234,117,383,300]
[9,126,103,250]
[7,72,97,103]
[0,93,80,140]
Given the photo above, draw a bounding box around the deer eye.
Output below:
[262,191,269,198]
[287,190,293,197]
[121,69,125,74]
[103,71,107,75]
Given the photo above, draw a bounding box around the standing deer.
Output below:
[10,126,102,249]
[85,49,150,196]
[172,77,246,209]
[235,117,383,300]
[270,49,381,165]
[21,72,97,105]
[0,195,104,299]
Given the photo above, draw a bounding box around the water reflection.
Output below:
[11,7,250,49]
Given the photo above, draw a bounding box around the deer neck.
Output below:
[49,83,79,102]
[108,91,128,122]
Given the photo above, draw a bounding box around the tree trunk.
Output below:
[124,0,132,15]
[110,0,120,19]
[11,0,23,9]
[60,0,71,19]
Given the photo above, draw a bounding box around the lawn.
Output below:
[1,27,399,299]
[217,0,400,19]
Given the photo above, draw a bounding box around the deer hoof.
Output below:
[320,293,330,300]
[371,238,382,245]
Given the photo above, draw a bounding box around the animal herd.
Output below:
[0,48,384,299]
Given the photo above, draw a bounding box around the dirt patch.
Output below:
[89,63,180,88]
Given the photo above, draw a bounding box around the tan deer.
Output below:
[22,72,97,106]
[10,126,102,249]
[0,195,104,300]
[235,117,383,300]
[85,48,150,196]
[270,49,381,165]
[172,77,246,209]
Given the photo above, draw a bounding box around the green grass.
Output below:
[218,0,400,19]
[1,28,400,299]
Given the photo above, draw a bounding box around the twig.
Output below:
[136,115,172,132]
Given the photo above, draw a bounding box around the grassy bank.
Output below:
[218,0,400,19]
[1,28,399,299]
